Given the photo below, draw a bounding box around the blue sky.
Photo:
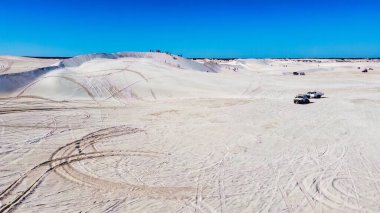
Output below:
[0,0,379,58]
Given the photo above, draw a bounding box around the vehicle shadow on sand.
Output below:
[295,101,315,105]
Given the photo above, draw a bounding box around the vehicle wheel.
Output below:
[306,100,310,104]
[294,100,297,104]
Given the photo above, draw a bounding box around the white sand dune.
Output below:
[59,52,221,72]
[1,53,380,212]
[0,52,248,101]
[0,56,58,75]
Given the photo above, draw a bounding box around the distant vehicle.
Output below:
[294,94,310,104]
[293,72,299,75]
[369,68,374,70]
[299,72,305,75]
[362,69,368,73]
[306,91,324,99]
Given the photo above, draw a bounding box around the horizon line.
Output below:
[22,55,380,60]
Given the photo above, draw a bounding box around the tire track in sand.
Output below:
[0,126,195,212]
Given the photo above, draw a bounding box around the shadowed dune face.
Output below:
[1,54,380,212]
[0,66,58,93]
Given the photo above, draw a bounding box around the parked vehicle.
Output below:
[362,69,368,73]
[293,72,299,75]
[306,91,324,99]
[299,72,305,75]
[294,94,310,104]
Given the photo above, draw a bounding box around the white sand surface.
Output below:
[1,53,380,212]
[0,56,58,75]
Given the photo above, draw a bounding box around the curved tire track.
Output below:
[0,125,194,212]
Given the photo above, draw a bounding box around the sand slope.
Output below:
[1,53,380,212]
[0,56,58,75]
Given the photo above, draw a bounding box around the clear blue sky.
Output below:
[1,0,379,58]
